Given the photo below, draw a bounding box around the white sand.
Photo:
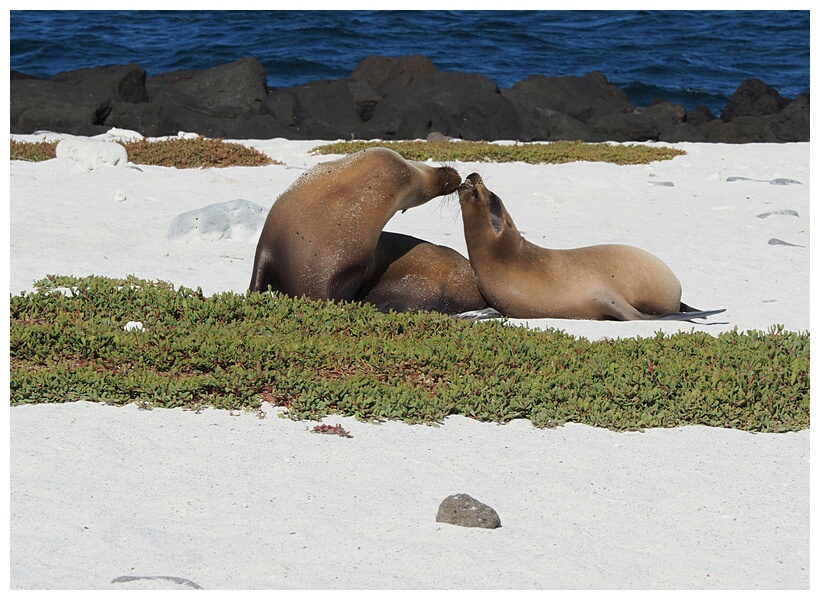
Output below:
[7,133,811,589]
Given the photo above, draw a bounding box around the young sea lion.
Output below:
[457,173,724,321]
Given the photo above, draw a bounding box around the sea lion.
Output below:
[249,148,461,300]
[357,231,488,314]
[457,173,724,321]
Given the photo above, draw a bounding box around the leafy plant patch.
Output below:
[10,275,808,432]
[312,139,686,165]
[10,137,278,168]
[11,137,684,167]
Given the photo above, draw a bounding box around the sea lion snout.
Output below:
[463,173,483,188]
[457,173,484,202]
[438,166,462,195]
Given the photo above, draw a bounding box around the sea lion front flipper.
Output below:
[329,266,369,302]
[249,246,276,293]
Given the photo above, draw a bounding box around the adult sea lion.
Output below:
[358,231,489,314]
[249,148,461,300]
[457,173,724,321]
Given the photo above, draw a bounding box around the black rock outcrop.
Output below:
[10,55,809,143]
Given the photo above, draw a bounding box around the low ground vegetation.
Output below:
[10,138,685,167]
[10,276,808,432]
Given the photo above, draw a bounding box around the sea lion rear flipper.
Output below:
[453,307,504,321]
[658,308,727,321]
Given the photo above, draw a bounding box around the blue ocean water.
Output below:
[10,10,810,115]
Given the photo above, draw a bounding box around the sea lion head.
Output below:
[429,163,461,197]
[457,173,513,236]
[376,149,460,210]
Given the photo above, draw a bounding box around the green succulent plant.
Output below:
[10,137,279,168]
[10,275,808,432]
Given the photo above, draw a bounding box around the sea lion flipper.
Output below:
[330,266,369,302]
[249,246,275,293]
[452,307,503,320]
[657,308,727,321]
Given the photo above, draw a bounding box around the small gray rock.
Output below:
[768,238,804,247]
[436,493,501,529]
[111,575,203,589]
[756,209,799,219]
[725,176,802,186]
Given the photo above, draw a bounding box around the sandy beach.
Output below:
[8,133,811,589]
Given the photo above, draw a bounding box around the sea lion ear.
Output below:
[489,193,504,234]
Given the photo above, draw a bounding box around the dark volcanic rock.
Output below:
[616,101,690,142]
[11,78,113,135]
[110,57,280,138]
[51,62,149,104]
[274,78,376,139]
[774,94,811,141]
[349,54,439,97]
[590,112,660,142]
[686,105,717,127]
[265,89,298,125]
[107,100,290,139]
[360,72,522,140]
[347,79,384,122]
[720,78,791,122]
[703,116,778,143]
[505,72,634,125]
[11,63,148,135]
[436,493,501,529]
[9,55,809,143]
[504,71,641,141]
[516,108,592,142]
[11,70,39,80]
[700,90,808,143]
[145,57,267,119]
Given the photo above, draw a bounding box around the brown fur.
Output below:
[249,148,460,301]
[358,231,488,314]
[458,173,686,320]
